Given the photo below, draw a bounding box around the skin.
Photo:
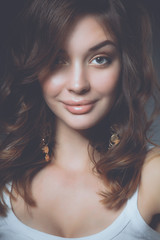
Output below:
[11,15,160,238]
[40,16,121,131]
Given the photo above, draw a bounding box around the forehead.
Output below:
[63,15,115,53]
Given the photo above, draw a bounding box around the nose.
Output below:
[67,62,90,95]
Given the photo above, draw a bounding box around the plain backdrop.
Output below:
[143,0,160,145]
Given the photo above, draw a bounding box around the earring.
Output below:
[41,138,50,162]
[108,126,120,149]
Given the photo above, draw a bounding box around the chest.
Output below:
[11,169,124,238]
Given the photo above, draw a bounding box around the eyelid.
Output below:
[89,54,112,65]
[55,52,69,65]
[90,50,113,59]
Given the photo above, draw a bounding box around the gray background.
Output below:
[144,0,160,144]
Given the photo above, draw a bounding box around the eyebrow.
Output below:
[88,40,116,52]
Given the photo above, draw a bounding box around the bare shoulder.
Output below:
[140,147,160,214]
[142,147,160,182]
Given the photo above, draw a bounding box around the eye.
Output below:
[55,56,68,65]
[49,55,68,72]
[90,56,112,66]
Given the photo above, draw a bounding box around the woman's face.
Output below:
[40,15,121,130]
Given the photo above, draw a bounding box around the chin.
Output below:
[62,116,106,131]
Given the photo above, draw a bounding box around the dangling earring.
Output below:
[41,138,50,162]
[108,125,120,149]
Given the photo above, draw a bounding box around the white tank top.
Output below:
[0,186,160,240]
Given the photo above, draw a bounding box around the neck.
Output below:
[51,120,97,173]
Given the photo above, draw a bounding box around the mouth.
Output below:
[61,100,97,115]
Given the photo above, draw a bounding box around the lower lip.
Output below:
[64,103,95,115]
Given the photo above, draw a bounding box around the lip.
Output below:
[62,100,97,106]
[61,100,97,115]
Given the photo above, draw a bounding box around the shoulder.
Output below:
[141,147,160,188]
[139,147,160,214]
[142,147,160,180]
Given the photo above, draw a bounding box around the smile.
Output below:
[62,100,97,115]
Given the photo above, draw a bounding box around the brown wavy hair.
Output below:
[0,0,160,215]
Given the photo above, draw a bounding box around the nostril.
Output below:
[68,82,90,95]
[67,77,90,94]
[79,88,90,95]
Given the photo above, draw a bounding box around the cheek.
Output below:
[91,64,121,95]
[41,75,65,97]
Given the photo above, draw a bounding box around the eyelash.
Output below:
[89,55,112,66]
[55,57,68,65]
[54,55,112,67]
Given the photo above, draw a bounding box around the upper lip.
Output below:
[61,100,97,106]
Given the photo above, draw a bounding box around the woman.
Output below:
[0,0,160,239]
